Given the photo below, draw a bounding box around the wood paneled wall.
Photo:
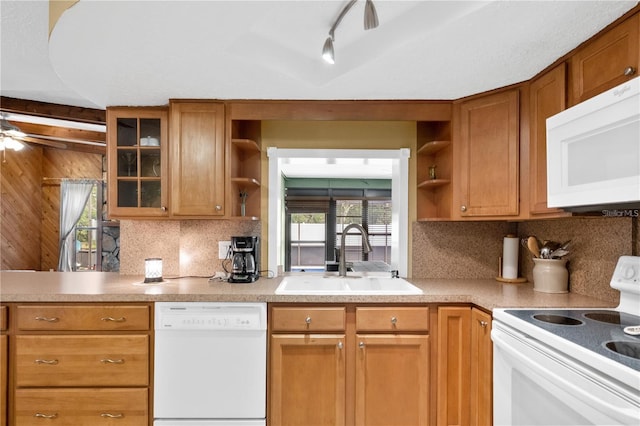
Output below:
[0,145,102,271]
[0,146,44,270]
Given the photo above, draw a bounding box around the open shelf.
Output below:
[230,120,262,219]
[417,179,450,189]
[417,140,450,156]
[416,121,452,220]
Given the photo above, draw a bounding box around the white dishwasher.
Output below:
[154,302,267,426]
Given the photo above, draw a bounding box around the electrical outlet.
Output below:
[218,241,231,259]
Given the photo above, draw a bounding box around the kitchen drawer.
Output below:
[356,307,429,332]
[15,335,149,387]
[15,388,148,426]
[16,304,150,331]
[0,306,7,331]
[271,307,346,332]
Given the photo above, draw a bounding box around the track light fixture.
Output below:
[322,0,379,64]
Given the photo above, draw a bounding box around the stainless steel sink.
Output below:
[275,275,423,295]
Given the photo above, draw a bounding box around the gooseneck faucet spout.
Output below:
[339,223,372,277]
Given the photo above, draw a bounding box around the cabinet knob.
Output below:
[390,316,398,325]
[337,341,343,350]
[359,341,365,349]
[624,66,636,76]
[34,413,58,419]
[215,205,223,211]
[35,316,59,323]
[479,320,488,328]
[305,316,312,325]
[461,205,467,212]
[161,206,168,212]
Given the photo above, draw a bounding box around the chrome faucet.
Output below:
[339,223,372,277]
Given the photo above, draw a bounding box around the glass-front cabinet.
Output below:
[107,107,169,218]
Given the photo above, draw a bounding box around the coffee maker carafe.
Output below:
[228,236,260,283]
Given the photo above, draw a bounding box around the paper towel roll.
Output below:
[502,235,519,279]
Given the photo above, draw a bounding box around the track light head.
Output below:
[322,36,335,64]
[321,0,379,64]
[364,0,379,30]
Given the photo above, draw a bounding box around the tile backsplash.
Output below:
[120,220,261,276]
[121,215,635,304]
[413,216,636,303]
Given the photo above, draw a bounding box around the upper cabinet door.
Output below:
[457,89,520,218]
[107,107,169,218]
[529,63,571,217]
[569,14,639,106]
[169,101,226,217]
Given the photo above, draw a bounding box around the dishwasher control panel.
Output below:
[155,302,266,330]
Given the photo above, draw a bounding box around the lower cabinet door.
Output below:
[15,388,148,425]
[270,334,346,426]
[470,308,493,426]
[355,334,430,426]
[1,335,6,426]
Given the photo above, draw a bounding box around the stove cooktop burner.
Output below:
[584,311,623,324]
[533,314,583,325]
[504,309,640,372]
[605,341,640,360]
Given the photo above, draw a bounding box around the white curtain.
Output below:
[58,179,94,271]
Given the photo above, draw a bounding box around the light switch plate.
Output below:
[218,241,231,259]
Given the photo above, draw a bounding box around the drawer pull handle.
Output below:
[305,316,312,325]
[101,358,125,364]
[390,316,398,325]
[35,359,59,365]
[34,413,58,419]
[101,316,126,322]
[101,413,124,419]
[35,316,59,323]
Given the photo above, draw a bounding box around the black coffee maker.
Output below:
[228,236,260,283]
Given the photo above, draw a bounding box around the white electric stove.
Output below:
[492,255,640,425]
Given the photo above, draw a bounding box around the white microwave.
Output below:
[546,76,640,211]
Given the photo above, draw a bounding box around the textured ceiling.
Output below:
[1,1,638,109]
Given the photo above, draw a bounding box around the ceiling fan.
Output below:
[0,114,26,152]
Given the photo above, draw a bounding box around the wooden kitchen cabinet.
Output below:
[1,305,7,426]
[436,306,492,426]
[569,13,639,106]
[15,388,147,426]
[416,121,453,220]
[456,89,520,218]
[470,308,492,426]
[269,305,430,426]
[107,107,169,218]
[270,306,347,426]
[355,307,430,426]
[270,334,346,426]
[230,119,262,219]
[12,303,152,425]
[170,101,226,217]
[528,64,571,218]
[436,306,471,426]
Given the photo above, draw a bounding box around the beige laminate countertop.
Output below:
[0,271,617,311]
